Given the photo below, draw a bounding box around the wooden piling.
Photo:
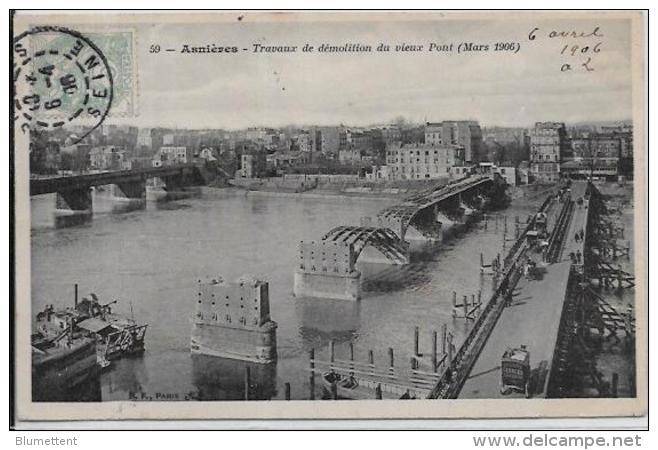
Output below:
[452,291,457,308]
[349,341,355,375]
[432,330,438,372]
[463,295,468,317]
[504,215,508,233]
[480,253,484,267]
[388,347,395,378]
[612,373,619,398]
[244,366,251,401]
[368,349,375,375]
[441,323,447,356]
[74,283,78,308]
[447,333,454,363]
[331,380,338,400]
[375,383,382,399]
[285,382,291,400]
[330,340,335,363]
[309,348,315,400]
[414,326,420,357]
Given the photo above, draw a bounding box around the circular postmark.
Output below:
[13,25,113,144]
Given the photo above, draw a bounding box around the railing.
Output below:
[544,199,575,263]
[30,164,204,195]
[308,350,440,399]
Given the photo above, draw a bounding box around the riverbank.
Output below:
[203,186,406,202]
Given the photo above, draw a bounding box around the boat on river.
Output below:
[32,327,100,402]
[34,290,148,366]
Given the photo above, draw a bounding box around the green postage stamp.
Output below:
[28,26,138,118]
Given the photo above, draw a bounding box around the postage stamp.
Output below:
[70,28,137,118]
[13,26,114,143]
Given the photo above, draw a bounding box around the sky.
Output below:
[19,13,637,129]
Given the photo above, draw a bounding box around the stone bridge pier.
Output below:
[155,173,203,201]
[55,188,93,227]
[110,180,147,212]
[293,240,361,301]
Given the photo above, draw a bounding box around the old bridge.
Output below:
[293,175,497,300]
[31,163,214,226]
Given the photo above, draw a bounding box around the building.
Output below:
[162,133,175,146]
[245,127,269,142]
[316,127,341,155]
[365,165,392,181]
[89,146,129,171]
[240,152,266,178]
[351,131,372,150]
[293,131,317,153]
[30,140,62,174]
[338,128,352,149]
[424,121,483,163]
[477,163,518,186]
[129,156,153,170]
[561,132,625,180]
[517,161,530,185]
[385,142,464,180]
[152,146,192,167]
[266,151,311,170]
[197,147,218,162]
[136,128,152,148]
[450,165,476,178]
[380,126,402,144]
[424,123,443,146]
[529,122,566,183]
[338,148,362,164]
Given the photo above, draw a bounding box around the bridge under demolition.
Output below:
[294,175,498,300]
[377,175,493,241]
[293,226,411,301]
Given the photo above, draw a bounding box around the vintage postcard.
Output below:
[11,10,646,424]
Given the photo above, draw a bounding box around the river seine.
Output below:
[31,187,539,400]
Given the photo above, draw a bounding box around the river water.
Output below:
[31,187,542,401]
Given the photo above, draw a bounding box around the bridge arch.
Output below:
[322,225,409,265]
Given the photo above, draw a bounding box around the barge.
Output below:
[32,325,100,402]
[34,286,148,366]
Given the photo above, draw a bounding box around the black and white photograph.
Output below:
[11,10,646,424]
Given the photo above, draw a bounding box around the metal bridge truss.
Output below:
[377,176,492,231]
[322,226,409,264]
